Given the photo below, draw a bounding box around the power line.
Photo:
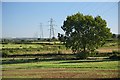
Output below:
[48,18,56,39]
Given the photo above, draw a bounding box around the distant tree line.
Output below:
[1,37,59,44]
[58,33,120,42]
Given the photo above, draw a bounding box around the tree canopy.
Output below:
[59,12,112,53]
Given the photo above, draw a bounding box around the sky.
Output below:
[1,0,120,2]
[0,2,2,39]
[2,2,118,38]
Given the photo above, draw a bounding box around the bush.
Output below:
[109,54,120,60]
[26,49,29,51]
[34,57,39,60]
[9,50,14,53]
[112,51,120,55]
[58,51,62,54]
[2,51,9,57]
[37,49,40,51]
[20,46,22,47]
[76,51,89,59]
[89,51,99,57]
[29,46,32,48]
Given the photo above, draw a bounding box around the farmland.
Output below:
[1,40,119,55]
[2,1,120,79]
[1,39,120,78]
[2,59,119,78]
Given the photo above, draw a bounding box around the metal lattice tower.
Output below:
[40,23,44,38]
[49,18,55,39]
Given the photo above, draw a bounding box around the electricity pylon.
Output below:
[40,23,44,39]
[48,18,55,39]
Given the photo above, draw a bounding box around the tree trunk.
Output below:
[84,46,86,52]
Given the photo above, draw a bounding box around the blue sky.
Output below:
[2,2,118,38]
[0,2,2,38]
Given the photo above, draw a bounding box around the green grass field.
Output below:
[2,58,120,78]
[1,41,120,78]
[1,42,119,56]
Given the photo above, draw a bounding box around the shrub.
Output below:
[26,49,29,51]
[109,54,120,60]
[58,51,62,54]
[9,50,14,53]
[76,51,89,59]
[37,49,40,51]
[109,51,120,60]
[20,45,22,47]
[29,46,32,48]
[2,51,9,57]
[89,51,99,57]
[34,57,39,60]
[112,51,120,55]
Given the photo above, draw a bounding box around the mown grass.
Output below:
[2,59,119,78]
[2,59,119,70]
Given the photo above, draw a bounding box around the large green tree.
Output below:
[60,12,112,53]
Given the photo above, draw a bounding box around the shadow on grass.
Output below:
[6,54,74,57]
[2,58,62,64]
[3,53,120,64]
[2,54,77,64]
[58,59,119,64]
[2,57,119,65]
